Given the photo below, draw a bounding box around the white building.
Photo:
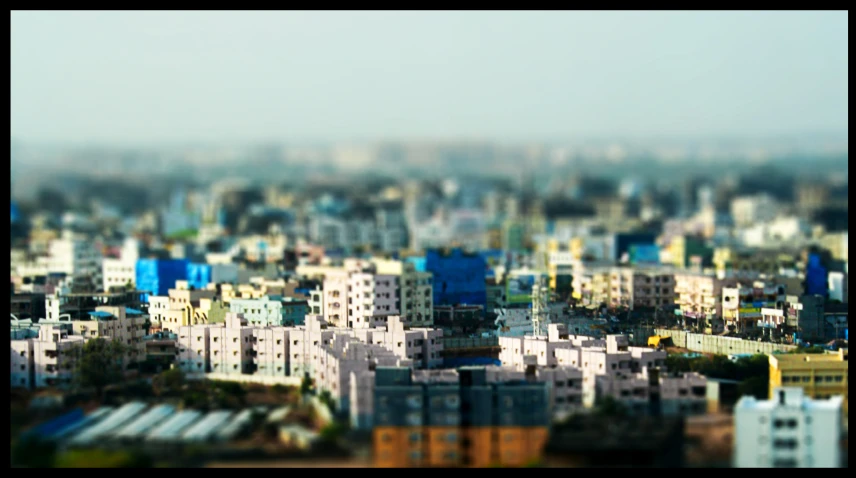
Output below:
[734,387,843,468]
[731,194,779,228]
[252,327,290,377]
[230,296,284,327]
[71,306,147,365]
[31,324,86,388]
[208,313,254,375]
[11,338,34,389]
[828,272,847,303]
[101,258,136,293]
[371,259,434,327]
[46,233,102,282]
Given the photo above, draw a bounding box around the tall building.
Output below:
[424,249,487,309]
[734,387,843,468]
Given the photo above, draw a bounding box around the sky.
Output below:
[10,11,849,145]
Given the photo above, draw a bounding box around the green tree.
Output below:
[594,396,628,418]
[54,449,152,468]
[72,338,131,398]
[11,437,57,468]
[300,375,314,396]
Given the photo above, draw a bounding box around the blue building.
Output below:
[186,263,212,290]
[424,249,487,308]
[615,232,657,261]
[136,259,189,301]
[805,254,828,297]
[405,256,427,272]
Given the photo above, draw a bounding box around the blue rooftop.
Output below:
[88,311,114,318]
[125,308,144,315]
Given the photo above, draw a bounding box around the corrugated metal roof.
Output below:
[145,410,202,442]
[215,409,253,441]
[113,404,175,440]
[69,402,147,445]
[181,411,233,442]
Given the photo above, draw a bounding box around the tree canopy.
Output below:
[72,338,131,396]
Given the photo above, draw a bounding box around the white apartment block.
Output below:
[31,324,86,388]
[348,272,399,329]
[102,258,136,293]
[148,296,170,329]
[208,314,254,375]
[158,283,218,333]
[721,281,786,333]
[70,306,147,365]
[252,327,290,377]
[594,367,707,415]
[230,296,284,327]
[46,233,102,281]
[734,387,843,468]
[828,271,847,303]
[351,316,443,369]
[372,258,434,327]
[177,324,213,374]
[308,286,324,316]
[316,335,410,413]
[11,338,34,389]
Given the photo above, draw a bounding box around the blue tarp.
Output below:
[406,256,426,272]
[89,311,113,318]
[25,408,85,440]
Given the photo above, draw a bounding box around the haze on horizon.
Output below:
[10,10,849,146]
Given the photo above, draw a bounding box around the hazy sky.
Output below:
[10,11,849,144]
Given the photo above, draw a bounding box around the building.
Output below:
[11,337,35,389]
[674,273,740,330]
[607,268,676,310]
[156,282,218,332]
[29,324,86,388]
[786,295,826,341]
[230,296,285,327]
[769,350,848,420]
[322,266,400,329]
[371,366,550,468]
[177,313,254,375]
[136,259,188,300]
[45,233,102,283]
[424,249,487,309]
[828,271,847,303]
[71,306,148,365]
[372,258,434,327]
[730,194,779,228]
[734,387,843,467]
[101,258,136,293]
[721,281,786,333]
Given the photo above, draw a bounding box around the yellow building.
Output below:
[769,349,848,418]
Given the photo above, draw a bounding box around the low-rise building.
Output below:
[769,350,848,420]
[30,324,86,388]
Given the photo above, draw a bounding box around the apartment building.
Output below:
[785,295,826,340]
[252,326,290,377]
[594,367,707,415]
[208,314,254,375]
[46,232,102,282]
[177,313,254,375]
[483,362,584,422]
[101,258,136,293]
[769,350,848,420]
[316,335,410,413]
[602,268,677,310]
[371,366,551,468]
[372,258,434,327]
[11,338,34,389]
[70,306,147,365]
[351,315,443,369]
[674,273,740,329]
[721,281,786,333]
[230,296,284,326]
[734,387,843,467]
[31,324,86,388]
[157,282,218,333]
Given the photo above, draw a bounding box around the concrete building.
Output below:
[608,268,676,310]
[674,273,740,329]
[734,387,843,467]
[46,233,102,282]
[101,258,136,293]
[251,326,291,377]
[730,194,779,228]
[721,281,786,333]
[785,295,826,341]
[11,337,35,389]
[372,258,434,327]
[157,282,218,333]
[828,271,847,303]
[371,366,551,468]
[70,306,148,365]
[177,313,254,375]
[230,296,284,327]
[31,324,86,388]
[769,350,848,421]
